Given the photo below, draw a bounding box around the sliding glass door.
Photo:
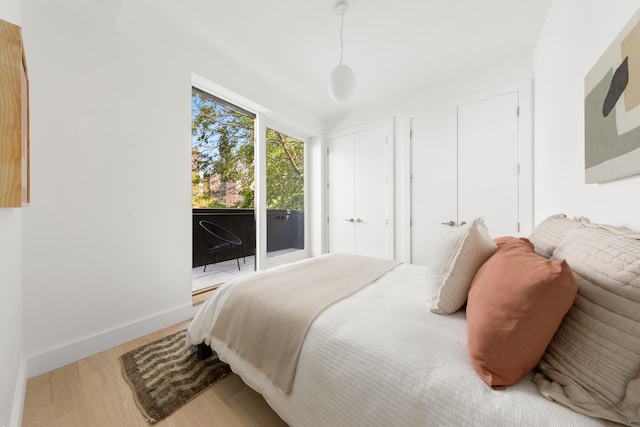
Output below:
[265,126,305,258]
[256,118,309,270]
[191,88,256,293]
[191,85,309,282]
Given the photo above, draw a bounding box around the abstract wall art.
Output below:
[585,8,640,183]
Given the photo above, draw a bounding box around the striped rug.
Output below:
[119,329,231,423]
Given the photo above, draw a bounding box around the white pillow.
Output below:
[428,218,497,314]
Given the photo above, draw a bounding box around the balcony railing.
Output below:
[192,208,304,268]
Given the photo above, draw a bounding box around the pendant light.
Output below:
[328,1,356,103]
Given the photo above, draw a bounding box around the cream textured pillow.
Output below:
[535,225,640,426]
[428,218,496,314]
[528,213,582,258]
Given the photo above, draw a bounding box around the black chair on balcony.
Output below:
[199,220,245,271]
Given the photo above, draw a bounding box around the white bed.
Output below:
[187,257,608,427]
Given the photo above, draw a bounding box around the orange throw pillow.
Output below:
[466,237,577,389]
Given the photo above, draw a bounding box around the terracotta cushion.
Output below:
[466,237,577,389]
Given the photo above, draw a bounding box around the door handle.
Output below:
[441,221,456,227]
[344,218,354,222]
[355,218,363,223]
[459,221,467,226]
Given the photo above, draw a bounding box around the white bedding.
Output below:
[188,261,610,427]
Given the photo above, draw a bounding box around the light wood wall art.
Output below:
[0,18,29,207]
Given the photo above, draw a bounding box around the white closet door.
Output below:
[354,126,388,259]
[457,92,519,237]
[410,108,458,265]
[328,134,356,254]
[328,124,390,258]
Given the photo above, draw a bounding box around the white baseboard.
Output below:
[9,356,26,427]
[26,304,199,379]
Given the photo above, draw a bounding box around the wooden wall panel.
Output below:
[0,18,28,207]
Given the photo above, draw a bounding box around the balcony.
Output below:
[192,208,304,292]
[192,254,255,293]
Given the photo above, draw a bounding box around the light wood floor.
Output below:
[21,319,288,427]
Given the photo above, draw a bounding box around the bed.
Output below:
[187,215,640,427]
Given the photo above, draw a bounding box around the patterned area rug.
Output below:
[119,329,231,423]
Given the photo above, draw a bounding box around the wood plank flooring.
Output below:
[22,320,288,427]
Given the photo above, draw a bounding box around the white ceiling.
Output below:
[152,0,552,121]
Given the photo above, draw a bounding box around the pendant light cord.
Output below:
[339,9,345,65]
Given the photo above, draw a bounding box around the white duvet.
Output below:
[188,261,610,427]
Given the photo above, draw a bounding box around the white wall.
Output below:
[0,4,25,427]
[0,211,24,427]
[21,0,323,377]
[327,52,534,132]
[534,0,640,230]
[0,1,20,25]
[327,53,535,261]
[1,4,25,427]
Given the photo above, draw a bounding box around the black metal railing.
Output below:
[192,208,304,268]
[266,209,304,253]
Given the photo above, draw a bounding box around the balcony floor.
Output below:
[192,256,255,293]
[191,248,303,294]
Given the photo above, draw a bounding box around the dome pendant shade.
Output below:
[328,64,356,103]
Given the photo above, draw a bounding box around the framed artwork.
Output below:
[585,8,640,183]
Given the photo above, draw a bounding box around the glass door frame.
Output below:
[256,117,310,271]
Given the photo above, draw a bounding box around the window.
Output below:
[191,88,255,209]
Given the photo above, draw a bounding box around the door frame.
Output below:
[325,118,395,259]
[400,80,533,264]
